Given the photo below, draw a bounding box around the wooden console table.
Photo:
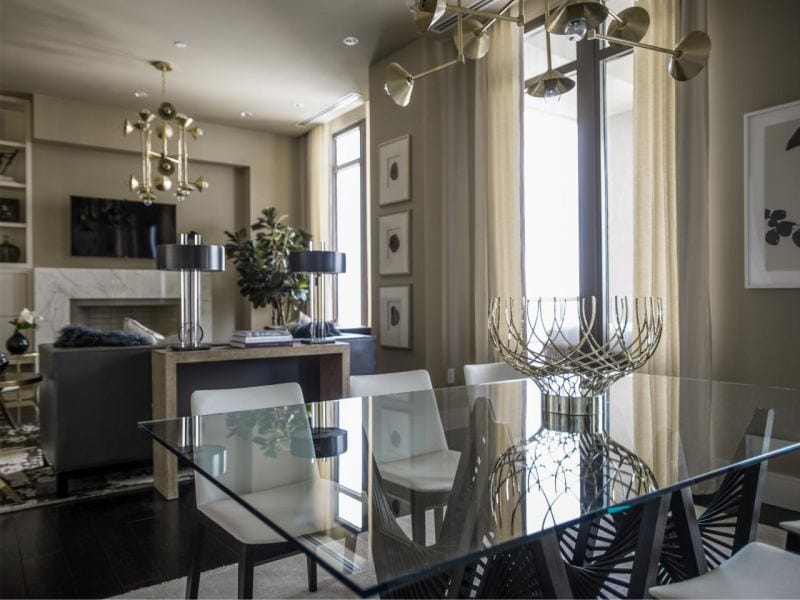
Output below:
[151,343,350,500]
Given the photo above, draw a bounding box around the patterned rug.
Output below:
[0,405,190,513]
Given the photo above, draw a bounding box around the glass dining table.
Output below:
[139,374,800,599]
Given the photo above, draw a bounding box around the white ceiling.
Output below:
[0,0,420,136]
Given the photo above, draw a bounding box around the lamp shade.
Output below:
[156,243,225,271]
[289,250,346,274]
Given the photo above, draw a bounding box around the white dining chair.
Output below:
[350,369,459,545]
[781,519,800,552]
[463,361,527,386]
[186,382,320,599]
[648,542,800,599]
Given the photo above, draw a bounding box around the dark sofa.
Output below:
[39,332,375,496]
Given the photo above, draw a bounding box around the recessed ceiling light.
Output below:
[240,111,253,118]
[294,102,305,109]
[343,36,359,46]
[133,91,148,98]
[173,41,188,49]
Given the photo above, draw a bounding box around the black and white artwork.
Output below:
[379,285,410,349]
[378,135,410,205]
[745,99,800,287]
[378,210,410,275]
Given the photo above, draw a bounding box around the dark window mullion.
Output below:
[576,36,605,340]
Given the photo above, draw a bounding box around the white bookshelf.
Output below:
[0,95,33,270]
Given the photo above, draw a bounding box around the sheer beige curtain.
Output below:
[633,0,679,377]
[473,20,524,364]
[305,123,331,247]
[304,122,333,318]
[632,0,681,486]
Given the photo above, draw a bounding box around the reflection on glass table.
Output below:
[139,375,800,598]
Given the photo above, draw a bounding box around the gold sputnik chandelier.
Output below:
[124,61,208,205]
[528,0,711,101]
[386,0,526,106]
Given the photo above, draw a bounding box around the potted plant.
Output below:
[7,308,40,355]
[224,208,311,325]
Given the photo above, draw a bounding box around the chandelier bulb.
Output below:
[565,17,588,42]
[155,175,173,192]
[544,88,562,103]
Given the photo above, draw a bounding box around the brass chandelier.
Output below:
[386,0,526,106]
[528,0,711,101]
[124,61,208,205]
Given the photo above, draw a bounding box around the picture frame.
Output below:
[0,197,21,222]
[379,285,411,349]
[744,99,800,288]
[378,135,410,205]
[378,210,411,275]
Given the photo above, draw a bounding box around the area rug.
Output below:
[116,547,370,599]
[118,524,786,600]
[0,406,190,513]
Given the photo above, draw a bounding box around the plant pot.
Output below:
[6,329,29,355]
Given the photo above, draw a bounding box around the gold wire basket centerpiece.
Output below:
[489,296,663,412]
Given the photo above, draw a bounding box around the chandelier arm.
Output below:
[456,0,465,63]
[588,30,677,56]
[477,0,520,35]
[445,2,522,25]
[176,125,185,187]
[144,126,153,193]
[412,58,460,81]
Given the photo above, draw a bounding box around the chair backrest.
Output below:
[350,369,433,398]
[463,362,527,386]
[190,382,314,506]
[351,370,448,463]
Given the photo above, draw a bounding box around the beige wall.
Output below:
[31,94,302,331]
[708,0,800,388]
[369,38,436,379]
[32,143,246,340]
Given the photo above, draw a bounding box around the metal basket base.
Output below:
[544,394,602,416]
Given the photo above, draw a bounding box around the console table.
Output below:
[151,343,350,500]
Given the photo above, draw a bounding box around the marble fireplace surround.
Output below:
[33,268,212,346]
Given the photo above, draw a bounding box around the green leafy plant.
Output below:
[224,208,312,325]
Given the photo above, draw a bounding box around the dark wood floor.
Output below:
[1,480,797,599]
[0,481,237,599]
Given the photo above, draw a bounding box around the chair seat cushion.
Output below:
[379,449,461,493]
[199,478,339,545]
[781,520,800,536]
[649,542,800,599]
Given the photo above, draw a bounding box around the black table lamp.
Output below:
[157,231,224,350]
[288,243,345,344]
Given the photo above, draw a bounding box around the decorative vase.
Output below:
[0,351,8,376]
[0,235,21,263]
[6,329,29,355]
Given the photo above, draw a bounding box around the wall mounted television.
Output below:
[70,196,177,258]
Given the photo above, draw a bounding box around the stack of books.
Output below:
[229,327,294,348]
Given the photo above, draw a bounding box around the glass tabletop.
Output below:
[139,374,800,597]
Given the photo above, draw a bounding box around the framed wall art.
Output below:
[745,99,800,288]
[378,210,410,275]
[379,285,411,349]
[378,135,410,205]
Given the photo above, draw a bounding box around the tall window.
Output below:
[523,1,635,325]
[332,121,367,327]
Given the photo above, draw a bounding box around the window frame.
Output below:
[523,17,632,337]
[330,119,368,327]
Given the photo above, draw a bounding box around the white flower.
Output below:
[19,308,35,324]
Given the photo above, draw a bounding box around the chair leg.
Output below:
[410,495,426,545]
[787,532,800,554]
[306,554,318,592]
[237,546,255,599]
[185,521,205,599]
[433,506,444,541]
